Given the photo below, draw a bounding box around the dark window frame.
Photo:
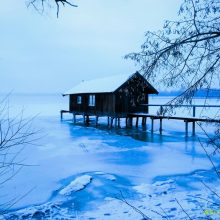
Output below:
[88,95,95,106]
[77,95,82,104]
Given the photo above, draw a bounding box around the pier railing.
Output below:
[136,104,220,136]
[142,104,220,117]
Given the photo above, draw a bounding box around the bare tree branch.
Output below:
[26,0,78,17]
[126,0,220,107]
[0,95,41,214]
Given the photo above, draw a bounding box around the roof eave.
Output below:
[148,89,159,95]
[62,91,113,96]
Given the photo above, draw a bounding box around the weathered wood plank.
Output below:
[129,113,220,123]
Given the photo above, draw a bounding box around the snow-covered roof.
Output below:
[63,73,133,95]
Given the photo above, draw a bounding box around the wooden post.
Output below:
[185,120,188,136]
[96,116,99,126]
[159,118,162,135]
[73,113,76,124]
[142,117,144,126]
[142,117,146,127]
[86,115,90,124]
[151,117,154,133]
[118,118,121,128]
[127,117,131,127]
[192,120,196,136]
[192,106,196,136]
[110,117,114,128]
[144,117,147,127]
[107,117,110,126]
[136,117,139,128]
[60,111,63,120]
[129,117,133,127]
[83,114,86,124]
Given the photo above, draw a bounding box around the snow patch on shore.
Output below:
[133,179,175,197]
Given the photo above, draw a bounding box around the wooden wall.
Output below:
[69,93,116,116]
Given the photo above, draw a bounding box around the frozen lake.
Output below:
[0,94,220,219]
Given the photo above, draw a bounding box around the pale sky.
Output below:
[0,0,180,94]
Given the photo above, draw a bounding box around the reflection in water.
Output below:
[191,142,196,162]
[62,117,205,164]
[64,118,199,144]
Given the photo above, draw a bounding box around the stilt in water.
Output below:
[128,117,133,127]
[83,114,86,124]
[192,121,196,136]
[86,115,90,124]
[73,113,76,124]
[107,117,110,127]
[60,111,63,120]
[118,118,121,128]
[141,117,144,126]
[159,118,162,135]
[136,117,139,128]
[151,117,154,133]
[96,116,99,127]
[142,117,147,127]
[110,117,114,128]
[114,117,117,128]
[185,120,188,137]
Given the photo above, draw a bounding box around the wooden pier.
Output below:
[61,104,220,136]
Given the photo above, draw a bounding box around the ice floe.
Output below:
[59,175,92,196]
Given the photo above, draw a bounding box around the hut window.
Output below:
[77,96,82,104]
[89,95,95,106]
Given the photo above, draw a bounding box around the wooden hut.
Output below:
[62,72,158,121]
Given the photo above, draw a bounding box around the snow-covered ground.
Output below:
[0,94,220,219]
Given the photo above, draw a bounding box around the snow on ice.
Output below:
[0,95,220,219]
[59,175,92,195]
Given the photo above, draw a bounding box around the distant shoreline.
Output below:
[0,89,219,99]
